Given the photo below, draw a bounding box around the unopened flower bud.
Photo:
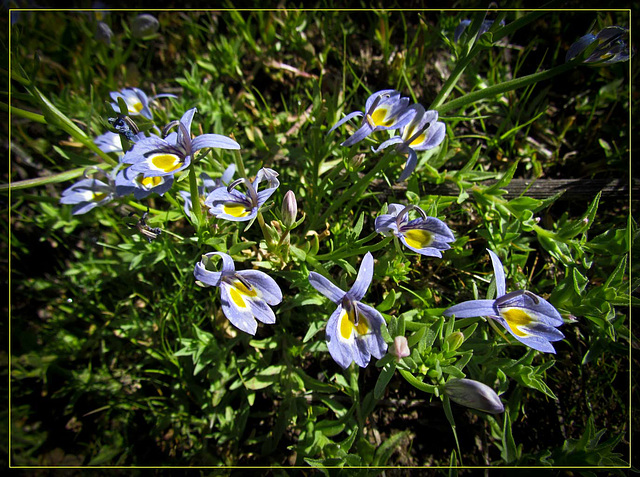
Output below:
[445,331,464,351]
[132,14,159,38]
[391,336,410,360]
[96,21,113,45]
[281,190,297,228]
[444,378,504,414]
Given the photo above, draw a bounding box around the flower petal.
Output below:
[491,315,561,353]
[194,251,235,286]
[443,299,497,318]
[347,252,374,302]
[327,111,364,134]
[308,272,346,304]
[221,164,236,185]
[205,188,256,221]
[357,303,388,359]
[414,121,446,151]
[179,108,197,137]
[341,123,374,147]
[237,270,283,305]
[220,282,258,335]
[325,304,357,369]
[374,214,399,234]
[487,249,507,297]
[247,296,277,325]
[371,136,404,153]
[191,134,241,151]
[397,148,418,182]
[494,290,564,327]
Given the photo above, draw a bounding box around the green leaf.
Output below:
[501,412,518,464]
[374,361,397,399]
[244,365,286,390]
[373,429,411,466]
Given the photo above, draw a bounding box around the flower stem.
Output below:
[232,148,248,180]
[188,163,203,228]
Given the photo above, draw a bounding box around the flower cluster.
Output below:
[60,89,241,217]
[328,89,446,182]
[566,26,632,65]
[60,84,566,377]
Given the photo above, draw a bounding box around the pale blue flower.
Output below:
[194,252,282,335]
[59,168,116,215]
[372,104,446,181]
[122,108,240,178]
[95,131,126,156]
[328,89,415,147]
[443,249,564,353]
[375,203,454,257]
[178,164,236,216]
[308,252,388,369]
[205,167,279,222]
[114,167,174,199]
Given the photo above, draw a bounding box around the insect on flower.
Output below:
[194,252,282,335]
[443,249,565,353]
[108,114,141,143]
[308,252,388,369]
[328,89,415,147]
[375,203,454,257]
[128,209,162,243]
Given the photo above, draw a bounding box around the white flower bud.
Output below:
[391,336,410,360]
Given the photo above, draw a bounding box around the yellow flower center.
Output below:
[229,279,258,308]
[368,107,395,127]
[137,175,163,189]
[223,203,251,218]
[403,229,433,249]
[129,101,144,113]
[409,132,426,147]
[150,154,182,173]
[92,192,107,202]
[500,308,533,337]
[339,308,370,340]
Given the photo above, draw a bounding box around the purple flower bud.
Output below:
[282,190,298,228]
[444,378,504,414]
[96,21,113,45]
[132,14,159,38]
